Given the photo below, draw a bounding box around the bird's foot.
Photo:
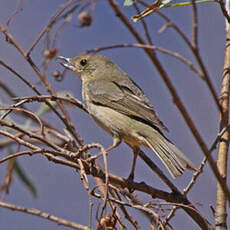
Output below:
[126,174,135,193]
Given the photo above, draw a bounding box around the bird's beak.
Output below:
[57,56,75,71]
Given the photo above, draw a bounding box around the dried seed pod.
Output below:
[78,11,92,27]
[43,49,59,59]
[52,70,63,81]
[97,214,116,230]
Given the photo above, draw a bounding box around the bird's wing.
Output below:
[87,79,168,132]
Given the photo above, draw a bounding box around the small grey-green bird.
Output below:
[58,54,196,179]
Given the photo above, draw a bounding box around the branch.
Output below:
[0,200,89,230]
[26,0,75,56]
[85,43,204,79]
[0,22,83,146]
[0,125,212,229]
[215,3,230,227]
[156,11,222,112]
[91,189,174,230]
[13,95,87,113]
[218,0,230,24]
[167,124,230,221]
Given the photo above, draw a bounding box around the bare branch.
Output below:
[85,43,204,79]
[26,0,75,56]
[0,200,89,230]
[156,11,222,113]
[215,7,230,227]
[0,23,83,146]
[218,0,230,24]
[13,95,87,113]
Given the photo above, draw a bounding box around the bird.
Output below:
[58,54,196,179]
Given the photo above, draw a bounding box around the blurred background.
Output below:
[0,0,229,229]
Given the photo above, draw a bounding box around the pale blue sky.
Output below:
[0,0,228,229]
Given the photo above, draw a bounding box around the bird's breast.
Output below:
[85,102,148,147]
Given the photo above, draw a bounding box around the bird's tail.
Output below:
[143,132,197,178]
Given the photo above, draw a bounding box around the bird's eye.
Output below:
[80,59,87,66]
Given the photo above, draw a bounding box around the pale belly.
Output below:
[86,102,149,147]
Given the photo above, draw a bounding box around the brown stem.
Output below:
[218,0,230,24]
[215,22,230,230]
[0,200,89,230]
[25,0,74,56]
[85,43,204,79]
[0,23,83,146]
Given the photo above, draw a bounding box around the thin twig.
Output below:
[6,0,24,28]
[13,95,87,113]
[0,60,40,95]
[156,11,222,113]
[26,0,75,56]
[133,3,153,45]
[138,150,180,193]
[0,22,83,146]
[218,0,230,24]
[0,107,44,135]
[85,43,204,79]
[109,189,141,229]
[0,100,27,119]
[0,200,89,230]
[191,0,198,48]
[92,189,172,230]
[167,124,230,221]
[100,145,109,218]
[0,149,42,164]
[0,120,75,158]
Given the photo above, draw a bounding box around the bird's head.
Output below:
[57,54,118,82]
